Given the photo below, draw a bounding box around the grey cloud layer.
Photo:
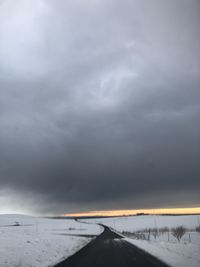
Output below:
[0,0,200,214]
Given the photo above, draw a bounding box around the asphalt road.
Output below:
[55,225,170,267]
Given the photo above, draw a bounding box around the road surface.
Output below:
[55,224,170,267]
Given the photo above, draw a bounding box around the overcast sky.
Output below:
[0,0,200,215]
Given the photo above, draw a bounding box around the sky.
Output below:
[0,0,200,216]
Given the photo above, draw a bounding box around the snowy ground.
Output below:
[84,214,200,231]
[1,214,200,267]
[83,215,200,267]
[0,214,102,267]
[125,236,200,267]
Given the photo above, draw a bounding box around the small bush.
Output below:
[13,221,20,226]
[135,232,146,240]
[171,226,186,242]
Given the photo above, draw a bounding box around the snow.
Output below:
[0,214,102,267]
[1,214,199,267]
[84,214,200,232]
[83,215,200,267]
[125,237,200,267]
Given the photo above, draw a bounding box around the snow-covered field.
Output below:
[84,214,200,232]
[0,214,102,267]
[1,214,200,267]
[84,215,200,267]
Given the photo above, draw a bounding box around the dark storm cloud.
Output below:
[0,0,200,214]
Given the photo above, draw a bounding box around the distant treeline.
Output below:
[46,213,200,220]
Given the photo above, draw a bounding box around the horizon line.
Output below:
[64,207,200,217]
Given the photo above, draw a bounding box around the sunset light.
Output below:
[64,207,200,217]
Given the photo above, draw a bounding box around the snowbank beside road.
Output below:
[125,237,200,267]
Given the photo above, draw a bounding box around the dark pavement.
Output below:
[54,225,170,267]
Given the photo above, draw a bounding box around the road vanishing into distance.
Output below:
[55,223,170,267]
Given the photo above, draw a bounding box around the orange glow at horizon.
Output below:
[64,207,200,217]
